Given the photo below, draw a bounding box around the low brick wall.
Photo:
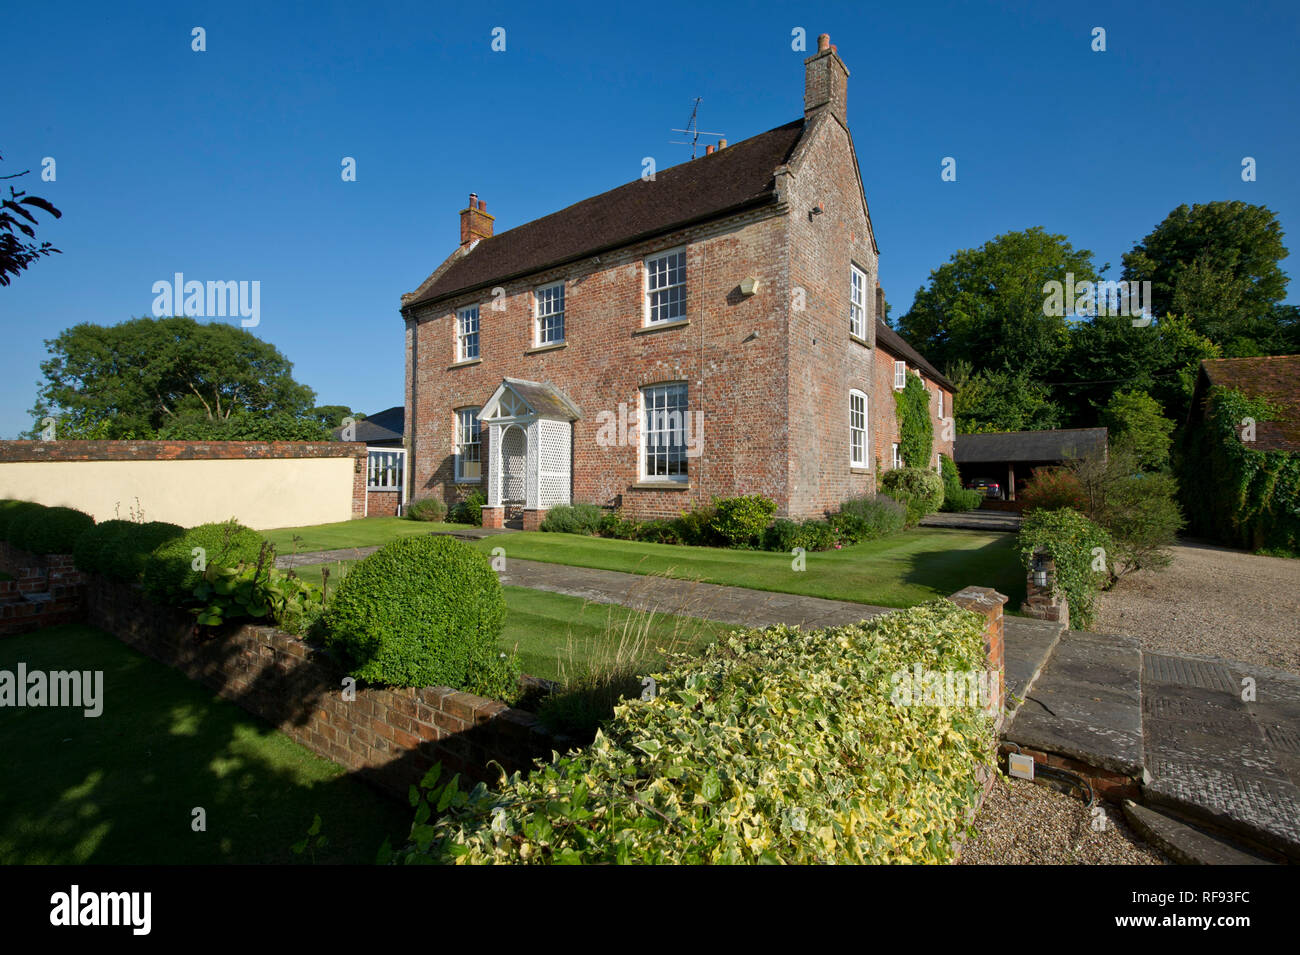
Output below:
[365,489,401,517]
[79,573,567,800]
[0,543,85,635]
[948,586,1007,728]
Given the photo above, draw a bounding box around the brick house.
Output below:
[400,33,954,529]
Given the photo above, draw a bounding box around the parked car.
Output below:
[965,479,1002,500]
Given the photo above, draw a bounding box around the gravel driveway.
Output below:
[1093,541,1300,673]
[960,775,1168,865]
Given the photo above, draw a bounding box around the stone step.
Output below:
[1122,800,1278,865]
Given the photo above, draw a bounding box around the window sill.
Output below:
[850,333,872,348]
[633,319,690,336]
[850,466,872,475]
[525,342,567,355]
[630,481,691,491]
[454,478,482,485]
[449,358,482,369]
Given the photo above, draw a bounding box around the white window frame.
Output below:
[850,265,867,340]
[937,388,945,419]
[640,382,689,482]
[645,248,687,325]
[454,407,481,482]
[366,448,405,490]
[849,390,868,468]
[534,282,565,345]
[893,360,907,390]
[456,306,480,361]
[892,443,903,470]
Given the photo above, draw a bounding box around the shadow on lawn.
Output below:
[0,625,410,865]
[897,535,1026,610]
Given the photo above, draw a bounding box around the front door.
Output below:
[500,425,527,525]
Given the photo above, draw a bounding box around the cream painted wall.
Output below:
[0,458,355,529]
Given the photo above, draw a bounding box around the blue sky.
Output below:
[3,0,1297,437]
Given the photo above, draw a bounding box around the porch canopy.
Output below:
[478,378,581,515]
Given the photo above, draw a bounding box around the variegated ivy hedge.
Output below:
[387,600,997,865]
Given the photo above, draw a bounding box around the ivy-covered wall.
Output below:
[895,374,934,468]
[1181,386,1300,557]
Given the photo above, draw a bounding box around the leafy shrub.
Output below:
[1017,508,1112,628]
[672,505,718,547]
[406,498,447,522]
[540,503,604,535]
[324,535,510,692]
[75,518,185,579]
[0,500,45,542]
[709,495,777,548]
[141,520,268,606]
[635,519,679,544]
[598,509,639,540]
[830,494,906,543]
[939,455,983,512]
[10,506,95,555]
[1099,470,1185,575]
[761,518,802,553]
[74,520,141,575]
[880,468,945,526]
[191,544,322,631]
[448,489,486,526]
[1019,467,1087,513]
[390,600,996,865]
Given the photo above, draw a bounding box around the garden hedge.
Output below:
[141,519,268,606]
[10,505,95,555]
[391,600,997,865]
[0,500,48,544]
[76,520,186,581]
[1017,507,1112,628]
[324,535,512,695]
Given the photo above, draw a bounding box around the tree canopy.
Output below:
[30,316,318,438]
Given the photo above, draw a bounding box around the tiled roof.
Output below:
[876,321,955,391]
[332,405,403,444]
[954,427,1108,464]
[403,119,807,311]
[1201,355,1300,451]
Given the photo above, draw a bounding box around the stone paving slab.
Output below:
[1003,616,1064,705]
[920,511,1022,532]
[1005,631,1144,776]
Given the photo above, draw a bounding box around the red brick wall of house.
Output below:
[784,111,882,517]
[405,209,793,520]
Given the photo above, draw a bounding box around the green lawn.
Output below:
[466,528,1027,610]
[261,516,469,555]
[497,586,728,681]
[0,625,409,864]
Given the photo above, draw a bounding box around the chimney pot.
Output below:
[817,33,830,52]
[478,199,486,211]
[718,138,727,149]
[705,144,714,155]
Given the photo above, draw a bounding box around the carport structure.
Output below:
[954,427,1107,502]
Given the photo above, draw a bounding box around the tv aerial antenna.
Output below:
[671,97,725,158]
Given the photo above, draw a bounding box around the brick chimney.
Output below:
[804,33,849,125]
[460,193,494,246]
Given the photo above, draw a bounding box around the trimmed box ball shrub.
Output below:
[324,535,508,692]
[0,500,48,544]
[141,519,267,606]
[76,520,186,581]
[880,468,944,526]
[11,506,95,555]
[406,498,448,522]
[393,599,996,865]
[709,495,778,548]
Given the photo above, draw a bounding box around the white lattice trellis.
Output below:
[478,379,577,515]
